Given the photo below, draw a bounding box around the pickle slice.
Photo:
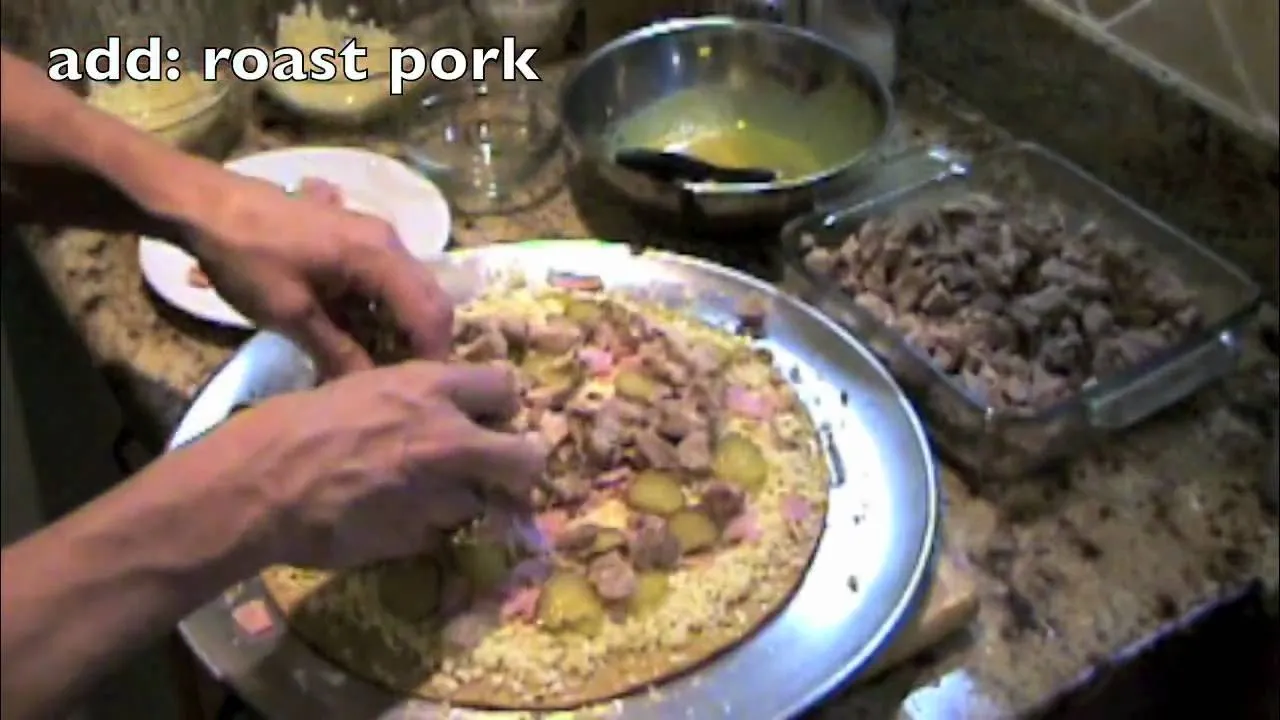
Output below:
[522,351,583,389]
[564,298,605,325]
[615,370,659,403]
[627,572,671,616]
[669,510,719,555]
[712,433,768,493]
[375,556,442,623]
[625,470,686,516]
[452,540,509,594]
[591,527,628,555]
[537,571,606,635]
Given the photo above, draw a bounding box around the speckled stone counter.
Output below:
[20,68,1280,718]
[900,0,1280,297]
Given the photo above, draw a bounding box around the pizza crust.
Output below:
[261,286,832,711]
[262,514,821,709]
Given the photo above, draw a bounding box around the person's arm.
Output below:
[0,48,224,240]
[0,418,275,720]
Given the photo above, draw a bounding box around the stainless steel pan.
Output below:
[559,18,894,230]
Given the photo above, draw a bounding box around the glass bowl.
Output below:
[466,0,579,50]
[17,0,253,158]
[260,0,473,127]
[85,75,249,157]
[395,80,562,215]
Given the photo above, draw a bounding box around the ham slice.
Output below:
[781,493,814,523]
[187,265,212,289]
[725,386,774,419]
[296,177,344,206]
[535,509,570,545]
[500,586,542,623]
[614,355,644,373]
[578,347,615,376]
[723,507,762,544]
[232,600,274,637]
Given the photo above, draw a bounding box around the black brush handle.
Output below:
[614,148,777,184]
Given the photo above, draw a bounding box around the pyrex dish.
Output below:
[398,81,562,215]
[169,241,939,720]
[559,17,893,230]
[781,141,1262,478]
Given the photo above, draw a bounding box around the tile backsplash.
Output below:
[1032,0,1279,144]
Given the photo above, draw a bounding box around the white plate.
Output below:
[139,147,452,328]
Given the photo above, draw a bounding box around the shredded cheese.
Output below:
[86,72,226,147]
[266,2,417,121]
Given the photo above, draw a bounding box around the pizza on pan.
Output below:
[261,275,831,710]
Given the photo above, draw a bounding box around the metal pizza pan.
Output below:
[168,240,940,720]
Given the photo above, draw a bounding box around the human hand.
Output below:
[183,173,453,378]
[223,360,545,570]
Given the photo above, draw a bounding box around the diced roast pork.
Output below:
[588,551,638,601]
[436,289,779,613]
[656,397,703,439]
[633,429,680,470]
[629,515,682,571]
[799,193,1205,410]
[675,430,713,473]
[554,522,602,556]
[455,319,508,362]
[701,482,747,528]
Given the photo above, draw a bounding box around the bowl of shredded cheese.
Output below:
[264,0,471,126]
[467,0,578,52]
[86,69,247,156]
[37,0,254,157]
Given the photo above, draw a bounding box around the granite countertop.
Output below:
[20,68,1280,718]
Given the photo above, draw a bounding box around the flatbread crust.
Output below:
[261,284,831,711]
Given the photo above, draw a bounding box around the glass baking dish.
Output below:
[780,141,1262,478]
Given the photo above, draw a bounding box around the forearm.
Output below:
[0,48,222,240]
[0,426,273,720]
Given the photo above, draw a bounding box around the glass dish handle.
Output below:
[1087,331,1243,430]
[812,144,972,216]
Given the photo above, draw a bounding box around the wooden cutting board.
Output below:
[862,549,979,679]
